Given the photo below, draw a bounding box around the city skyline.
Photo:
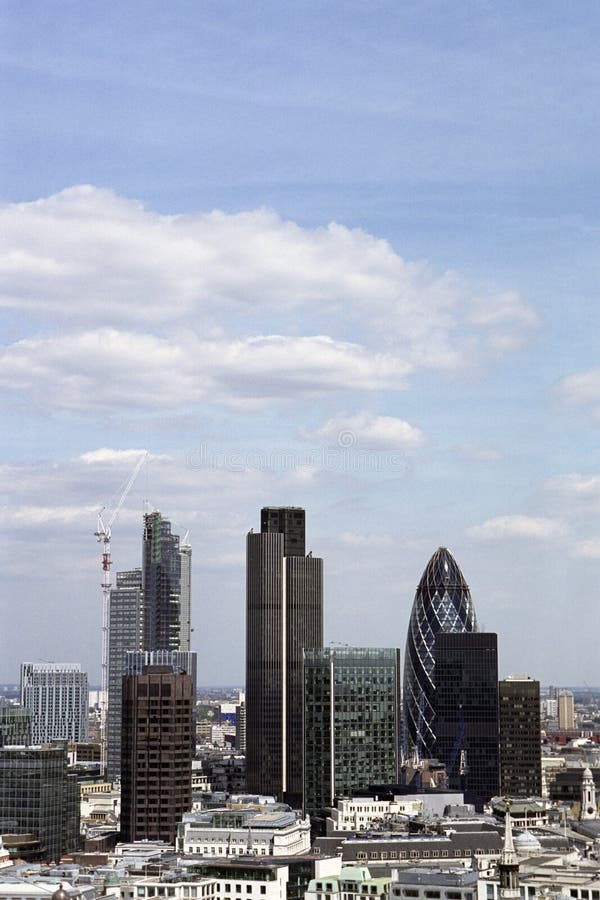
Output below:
[2,3,600,685]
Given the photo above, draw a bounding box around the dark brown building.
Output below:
[499,675,542,797]
[120,665,193,843]
[246,507,322,806]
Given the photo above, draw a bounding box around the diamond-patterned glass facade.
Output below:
[403,547,477,760]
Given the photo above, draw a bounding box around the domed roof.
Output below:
[514,830,542,852]
[51,885,70,900]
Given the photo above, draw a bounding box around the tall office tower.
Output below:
[303,647,401,815]
[558,690,575,729]
[142,510,191,652]
[20,663,89,744]
[0,744,80,862]
[403,547,478,761]
[499,675,542,798]
[433,632,499,808]
[106,568,143,781]
[120,665,194,843]
[0,707,31,746]
[246,507,323,806]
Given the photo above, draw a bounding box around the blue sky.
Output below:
[1,1,600,685]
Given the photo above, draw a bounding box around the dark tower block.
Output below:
[499,675,542,798]
[246,508,322,806]
[434,631,499,809]
[120,665,193,843]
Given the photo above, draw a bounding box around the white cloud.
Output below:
[572,538,600,559]
[556,368,600,418]
[467,514,566,541]
[340,531,394,547]
[0,329,412,412]
[1,186,536,380]
[544,473,600,499]
[305,411,426,450]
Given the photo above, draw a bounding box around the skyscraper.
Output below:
[0,744,80,862]
[106,513,193,780]
[403,547,478,761]
[120,664,194,843]
[20,663,88,745]
[106,568,143,781]
[303,647,401,815]
[499,675,541,798]
[246,507,323,806]
[558,690,575,730]
[142,510,191,652]
[434,632,499,808]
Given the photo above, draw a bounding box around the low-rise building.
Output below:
[179,809,311,857]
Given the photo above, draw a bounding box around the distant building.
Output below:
[303,647,401,815]
[0,744,80,862]
[403,548,478,760]
[433,632,499,808]
[0,707,31,746]
[558,691,575,730]
[20,663,88,745]
[499,676,541,798]
[120,665,194,844]
[246,507,323,806]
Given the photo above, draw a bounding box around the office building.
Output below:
[558,690,575,730]
[0,706,31,746]
[120,664,194,844]
[20,663,88,745]
[246,507,323,805]
[142,510,191,652]
[433,632,499,808]
[0,744,80,862]
[499,675,542,798]
[106,568,143,781]
[403,547,478,761]
[303,647,401,815]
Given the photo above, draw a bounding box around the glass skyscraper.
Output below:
[303,647,401,815]
[403,547,477,760]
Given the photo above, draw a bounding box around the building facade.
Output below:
[0,744,79,862]
[303,647,401,815]
[120,664,194,844]
[142,510,191,652]
[106,568,143,781]
[246,507,323,806]
[20,663,88,745]
[403,548,478,761]
[433,632,499,808]
[499,675,541,798]
[0,707,31,746]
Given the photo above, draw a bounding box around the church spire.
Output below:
[499,799,520,900]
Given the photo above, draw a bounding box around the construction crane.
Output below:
[95,452,147,772]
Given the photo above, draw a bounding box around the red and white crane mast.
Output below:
[95,452,147,772]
